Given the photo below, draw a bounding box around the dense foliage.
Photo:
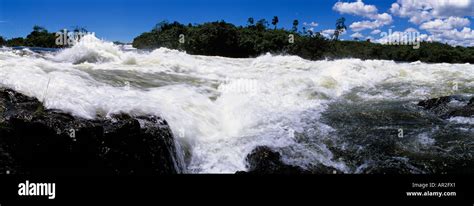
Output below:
[1,26,59,48]
[132,20,474,63]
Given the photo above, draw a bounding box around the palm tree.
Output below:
[256,19,268,30]
[292,20,299,32]
[271,16,279,30]
[247,17,254,26]
[32,25,47,34]
[333,17,347,40]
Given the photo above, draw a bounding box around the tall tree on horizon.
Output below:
[247,17,254,26]
[292,19,299,32]
[271,16,279,30]
[333,17,346,40]
[256,19,268,30]
[31,25,48,35]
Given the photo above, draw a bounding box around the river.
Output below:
[1,35,472,173]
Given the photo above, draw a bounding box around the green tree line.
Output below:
[131,18,473,63]
[1,19,473,64]
[0,25,59,48]
[0,25,89,48]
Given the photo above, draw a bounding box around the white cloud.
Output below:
[390,2,432,24]
[404,27,419,33]
[303,21,319,27]
[321,29,335,35]
[320,29,346,38]
[420,16,470,32]
[321,29,335,33]
[373,26,474,47]
[432,27,474,46]
[350,17,393,32]
[390,0,474,24]
[350,21,381,31]
[432,0,473,17]
[333,0,378,18]
[321,29,335,38]
[375,13,393,24]
[333,0,393,32]
[371,29,382,34]
[351,32,365,39]
[418,34,431,41]
[350,14,393,32]
[389,1,473,46]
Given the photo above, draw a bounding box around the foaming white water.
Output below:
[1,35,473,173]
[53,35,136,64]
[448,116,474,125]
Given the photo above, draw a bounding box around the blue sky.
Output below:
[0,0,472,46]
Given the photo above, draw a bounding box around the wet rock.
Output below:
[417,95,473,118]
[239,146,339,174]
[417,96,457,117]
[0,88,183,175]
[417,96,454,110]
[447,104,474,117]
[243,146,307,174]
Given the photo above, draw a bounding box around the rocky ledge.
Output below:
[417,95,473,118]
[0,88,183,175]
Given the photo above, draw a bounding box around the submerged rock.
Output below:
[447,105,474,117]
[239,146,339,174]
[417,95,473,118]
[417,96,454,110]
[245,146,306,174]
[0,88,183,175]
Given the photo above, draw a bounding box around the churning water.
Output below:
[1,35,473,173]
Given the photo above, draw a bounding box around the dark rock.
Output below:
[0,88,183,175]
[239,146,340,174]
[417,96,454,110]
[244,146,306,174]
[418,95,473,118]
[449,96,474,117]
[447,105,474,117]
